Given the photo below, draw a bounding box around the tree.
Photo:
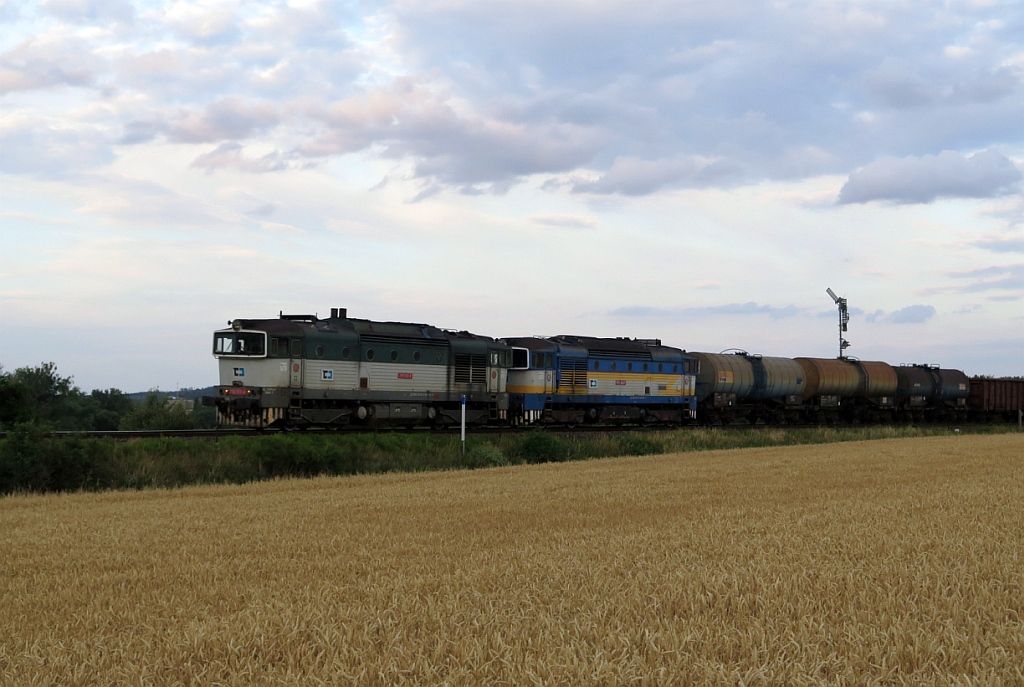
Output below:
[0,366,30,428]
[119,393,195,430]
[0,363,136,431]
[88,389,134,430]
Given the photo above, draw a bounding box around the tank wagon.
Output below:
[205,308,510,428]
[794,357,899,422]
[848,360,898,420]
[502,336,698,425]
[693,352,805,424]
[895,364,969,421]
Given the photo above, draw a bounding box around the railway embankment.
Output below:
[0,424,1019,495]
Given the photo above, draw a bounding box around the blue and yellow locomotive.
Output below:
[503,336,698,425]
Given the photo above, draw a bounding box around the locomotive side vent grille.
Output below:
[454,354,487,384]
[558,358,589,391]
[362,335,446,348]
[592,349,652,360]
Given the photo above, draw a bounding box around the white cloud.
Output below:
[571,156,741,196]
[838,150,1022,204]
[162,1,240,44]
[191,142,293,173]
[888,305,937,324]
[164,98,281,143]
[0,115,113,175]
[297,79,604,190]
[41,0,134,23]
[0,33,100,94]
[947,264,1024,293]
[610,302,802,320]
[529,213,597,229]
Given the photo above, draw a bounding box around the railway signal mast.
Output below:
[826,287,851,359]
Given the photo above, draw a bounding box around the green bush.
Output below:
[464,442,508,468]
[615,435,664,456]
[511,433,571,463]
[0,424,119,493]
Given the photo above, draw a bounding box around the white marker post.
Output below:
[460,394,467,455]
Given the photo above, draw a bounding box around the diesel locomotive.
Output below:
[204,307,1016,428]
[206,308,509,428]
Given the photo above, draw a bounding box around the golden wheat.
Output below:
[2,434,1023,685]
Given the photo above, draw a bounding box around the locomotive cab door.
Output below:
[487,351,501,393]
[289,338,303,388]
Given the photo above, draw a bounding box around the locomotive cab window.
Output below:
[213,332,266,357]
[511,348,530,370]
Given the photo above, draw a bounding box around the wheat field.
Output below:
[2,434,1023,685]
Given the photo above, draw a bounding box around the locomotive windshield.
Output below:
[213,331,266,356]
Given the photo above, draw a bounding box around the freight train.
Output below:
[203,308,1022,428]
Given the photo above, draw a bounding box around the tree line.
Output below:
[0,362,215,431]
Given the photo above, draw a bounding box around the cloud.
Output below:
[244,1,355,50]
[41,0,134,23]
[864,305,937,324]
[165,98,280,143]
[0,116,112,175]
[387,0,1024,194]
[116,47,240,100]
[946,264,1024,292]
[529,214,596,229]
[191,142,293,174]
[162,1,240,45]
[888,305,937,324]
[3,1,1023,199]
[973,237,1024,253]
[838,150,1022,204]
[74,176,235,227]
[0,33,100,94]
[611,302,801,320]
[298,80,604,191]
[571,156,741,196]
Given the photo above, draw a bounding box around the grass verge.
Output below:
[0,423,1018,495]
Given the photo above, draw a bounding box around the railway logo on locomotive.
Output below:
[322,369,334,381]
[233,367,245,377]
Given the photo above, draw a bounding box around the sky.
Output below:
[0,0,1022,392]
